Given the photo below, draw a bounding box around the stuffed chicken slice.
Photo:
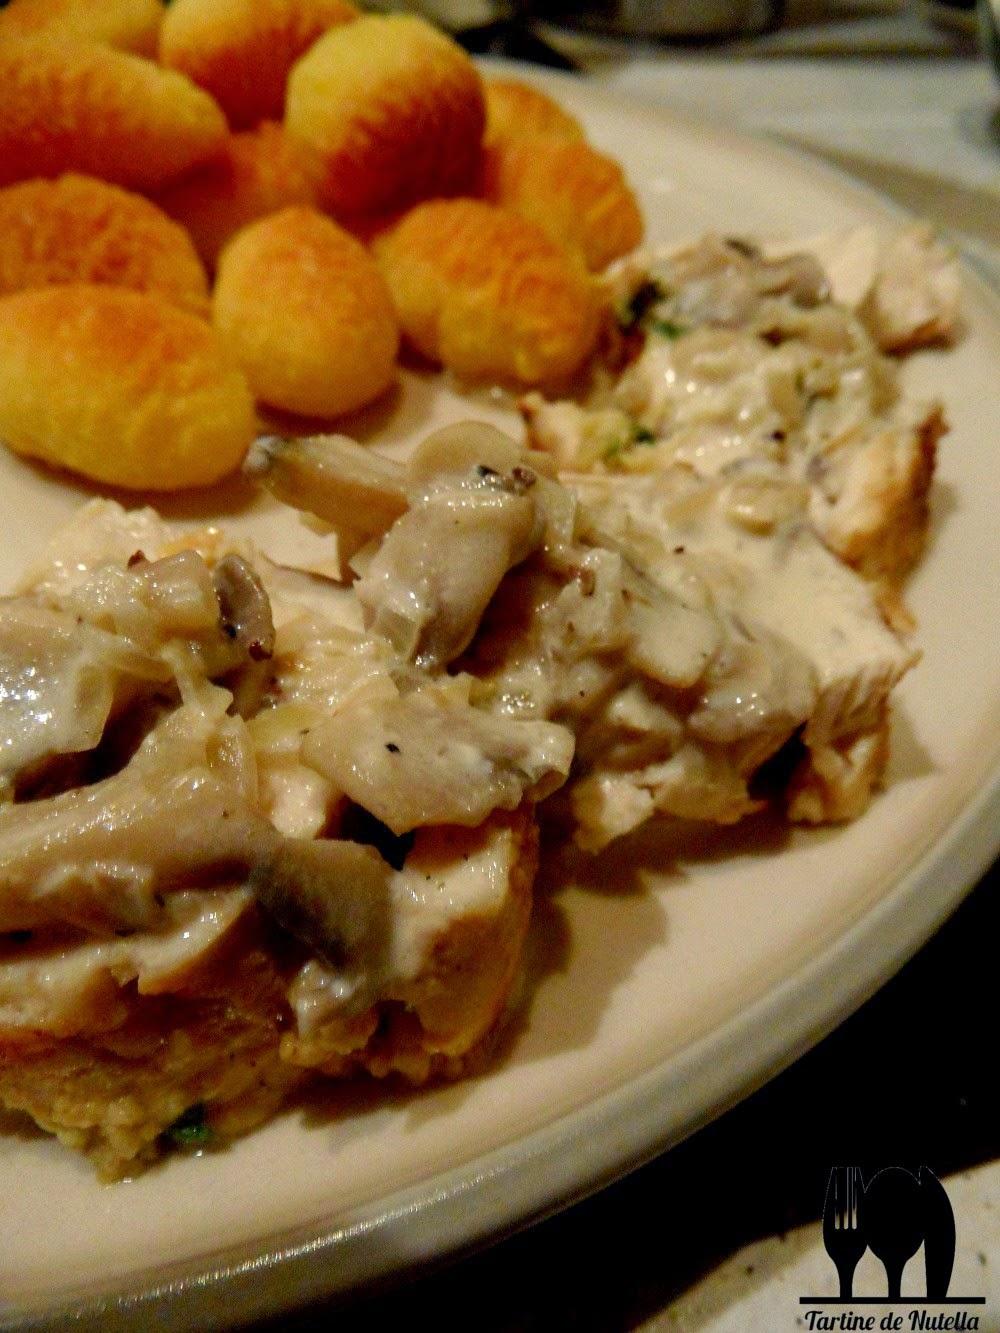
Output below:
[0,495,555,1174]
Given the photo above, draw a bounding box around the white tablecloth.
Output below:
[596,53,1000,274]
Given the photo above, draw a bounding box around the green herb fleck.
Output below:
[166,1103,213,1149]
[604,422,658,461]
[650,318,687,340]
[615,279,666,332]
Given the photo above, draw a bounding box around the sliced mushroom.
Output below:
[0,600,168,788]
[63,550,220,645]
[0,699,396,978]
[58,549,268,682]
[302,689,574,834]
[406,421,551,485]
[251,837,391,974]
[408,422,576,555]
[356,465,544,669]
[645,234,828,329]
[213,555,275,662]
[212,554,276,717]
[0,711,264,935]
[0,545,284,793]
[245,434,409,552]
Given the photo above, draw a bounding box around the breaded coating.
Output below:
[0,38,228,192]
[0,914,303,1181]
[286,14,485,220]
[0,175,210,317]
[482,136,643,272]
[787,706,892,825]
[0,0,164,56]
[484,77,584,145]
[213,207,399,418]
[818,403,943,588]
[375,198,599,386]
[159,0,358,130]
[155,123,321,270]
[0,286,257,490]
[0,809,537,1175]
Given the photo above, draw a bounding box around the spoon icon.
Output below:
[863,1167,925,1300]
[919,1165,956,1299]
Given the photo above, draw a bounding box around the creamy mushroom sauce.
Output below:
[0,226,952,1096]
[522,228,956,586]
[0,402,922,1041]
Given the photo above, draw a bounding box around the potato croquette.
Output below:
[159,0,358,130]
[0,175,210,316]
[0,0,164,56]
[213,207,399,418]
[286,15,485,220]
[481,137,643,273]
[374,199,598,386]
[155,123,321,270]
[0,38,228,192]
[0,286,256,490]
[484,78,584,145]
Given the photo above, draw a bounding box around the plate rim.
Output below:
[3,68,999,1332]
[11,757,997,1333]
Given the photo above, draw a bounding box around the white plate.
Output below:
[1,71,999,1332]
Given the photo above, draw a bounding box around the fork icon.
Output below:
[823,1166,867,1298]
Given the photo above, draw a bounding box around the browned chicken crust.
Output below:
[0,810,537,1177]
[0,913,304,1179]
[818,403,943,589]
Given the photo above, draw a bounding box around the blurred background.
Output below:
[368,0,991,47]
[368,0,999,281]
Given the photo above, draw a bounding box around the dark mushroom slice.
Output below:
[213,555,275,662]
[212,554,276,718]
[250,836,392,981]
